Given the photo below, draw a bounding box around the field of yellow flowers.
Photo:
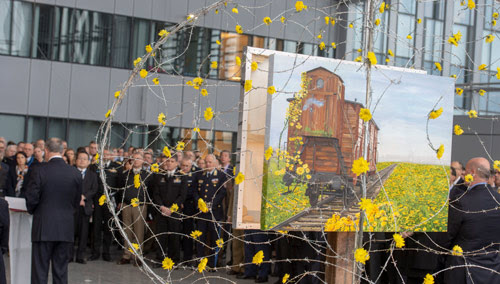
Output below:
[371,162,449,232]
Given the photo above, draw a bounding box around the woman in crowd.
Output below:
[14,152,29,197]
[65,148,75,166]
[33,147,44,163]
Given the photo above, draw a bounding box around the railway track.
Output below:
[271,163,398,231]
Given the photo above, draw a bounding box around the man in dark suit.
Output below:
[444,157,500,283]
[0,197,9,284]
[70,151,98,264]
[195,154,227,269]
[89,149,119,261]
[152,156,186,264]
[180,158,199,263]
[25,138,82,284]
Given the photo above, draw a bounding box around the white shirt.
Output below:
[48,155,63,161]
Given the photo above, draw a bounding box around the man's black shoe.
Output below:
[88,254,100,261]
[255,277,268,283]
[236,274,256,280]
[75,258,87,264]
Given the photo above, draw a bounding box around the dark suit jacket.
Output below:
[194,169,227,220]
[444,183,500,284]
[119,169,152,205]
[152,169,187,208]
[0,198,9,254]
[81,169,98,216]
[25,157,82,242]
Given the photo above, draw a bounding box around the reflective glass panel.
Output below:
[11,1,32,57]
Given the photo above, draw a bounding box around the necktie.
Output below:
[81,170,85,179]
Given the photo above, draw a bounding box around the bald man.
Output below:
[444,157,500,284]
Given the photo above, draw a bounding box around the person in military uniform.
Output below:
[89,149,120,262]
[195,154,227,269]
[152,156,186,265]
[179,158,199,263]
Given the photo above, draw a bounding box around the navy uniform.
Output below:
[181,165,200,262]
[195,169,227,268]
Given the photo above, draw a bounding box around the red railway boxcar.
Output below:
[284,67,378,207]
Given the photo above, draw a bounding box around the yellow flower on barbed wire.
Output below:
[479,89,486,96]
[235,56,241,66]
[359,108,372,121]
[235,25,243,34]
[331,42,336,49]
[128,243,139,254]
[454,125,464,136]
[190,230,202,239]
[317,34,322,39]
[393,233,405,248]
[99,195,106,206]
[485,34,494,43]
[139,69,148,78]
[216,39,220,45]
[94,153,99,164]
[198,198,208,213]
[456,87,464,96]
[198,257,208,273]
[158,29,168,37]
[494,160,500,171]
[133,174,140,188]
[434,62,442,72]
[152,78,159,85]
[375,18,380,26]
[263,17,272,25]
[467,0,475,10]
[133,57,141,67]
[467,110,478,118]
[367,52,377,65]
[281,16,286,23]
[145,44,152,53]
[216,238,224,248]
[282,273,290,283]
[494,12,499,19]
[162,146,171,158]
[452,245,463,256]
[354,248,369,264]
[235,172,245,185]
[151,163,159,173]
[436,144,444,159]
[211,61,217,69]
[417,18,422,24]
[201,89,208,96]
[379,2,385,13]
[170,203,179,213]
[158,112,166,125]
[244,80,253,92]
[354,55,362,62]
[162,257,174,270]
[265,146,273,160]
[295,1,306,12]
[131,197,139,207]
[429,107,443,119]
[478,64,487,71]
[450,74,457,79]
[105,109,111,118]
[251,61,258,71]
[114,91,121,98]
[423,274,434,284]
[204,107,214,121]
[253,250,264,265]
[193,77,203,87]
[319,42,325,50]
[193,127,200,133]
[176,141,185,151]
[331,18,336,26]
[352,157,370,176]
[464,174,474,183]
[267,86,276,95]
[496,67,500,80]
[406,34,413,40]
[232,7,238,14]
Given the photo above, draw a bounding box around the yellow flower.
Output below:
[158,29,168,37]
[99,195,106,206]
[251,61,258,71]
[235,25,243,34]
[252,250,264,265]
[162,257,174,270]
[282,274,290,283]
[417,18,422,24]
[493,160,500,171]
[331,42,336,49]
[429,107,443,119]
[385,58,390,63]
[479,89,485,96]
[393,233,405,248]
[114,91,121,98]
[191,230,202,239]
[232,7,238,14]
[201,89,208,96]
[349,23,353,28]
[145,44,152,53]
[456,87,464,96]
[436,144,444,159]
[379,2,385,13]
[128,243,139,254]
[375,18,380,26]
[235,172,244,185]
[367,51,377,65]
[235,56,241,66]
[450,74,457,78]
[204,107,214,121]
[193,127,200,133]
[151,163,159,173]
[263,17,272,25]
[331,18,336,26]
[211,61,218,69]
[186,80,193,86]
[280,16,286,23]
[406,34,412,39]
[216,39,221,45]
[452,245,463,256]
[319,42,325,50]
[162,146,171,158]
[105,109,111,118]
[497,67,500,80]
[176,141,185,151]
[354,56,362,62]
[187,14,194,20]
[193,77,204,89]
[317,34,322,39]
[170,203,179,213]
[464,174,474,183]
[152,78,159,85]
[133,57,141,66]
[467,0,475,10]
[267,86,276,95]
[467,110,478,118]
[198,198,208,213]
[131,197,139,207]
[95,153,99,163]
[354,248,370,264]
[423,274,434,284]
[352,157,370,176]
[478,64,487,70]
[493,20,497,26]
[454,124,464,136]
[359,108,372,121]
[485,34,494,43]
[265,146,273,160]
[197,258,208,273]
[216,238,224,248]
[295,1,306,12]
[139,69,148,78]
[296,167,305,175]
[324,16,330,25]
[244,80,252,92]
[158,112,166,125]
[434,62,442,71]
[494,12,499,19]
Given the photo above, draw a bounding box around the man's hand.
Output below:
[80,195,85,206]
[160,206,172,216]
[227,215,232,223]
[401,231,414,238]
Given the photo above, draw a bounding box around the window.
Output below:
[111,15,132,68]
[32,4,55,59]
[88,11,112,66]
[27,117,47,143]
[67,120,101,149]
[51,6,73,62]
[0,113,25,143]
[11,1,33,57]
[47,117,67,140]
[0,0,11,55]
[395,14,415,63]
[219,32,248,81]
